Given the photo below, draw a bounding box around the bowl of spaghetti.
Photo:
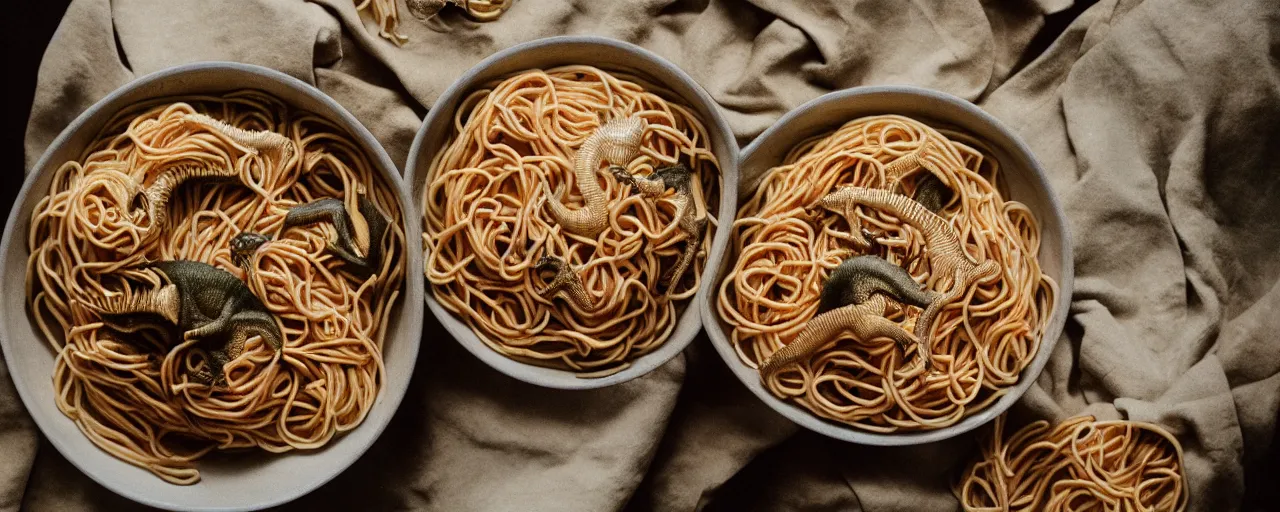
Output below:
[0,62,423,510]
[408,36,737,389]
[706,86,1072,444]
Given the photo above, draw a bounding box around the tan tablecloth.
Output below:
[7,0,1278,510]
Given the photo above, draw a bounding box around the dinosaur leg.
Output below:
[663,216,707,295]
[911,267,967,372]
[839,205,872,250]
[233,311,284,351]
[197,349,232,387]
[325,242,370,270]
[183,317,228,342]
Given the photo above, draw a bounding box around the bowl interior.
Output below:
[407,37,739,390]
[702,86,1073,445]
[0,63,424,511]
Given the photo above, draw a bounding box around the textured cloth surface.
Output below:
[8,0,1279,510]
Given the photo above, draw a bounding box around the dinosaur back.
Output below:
[818,256,932,313]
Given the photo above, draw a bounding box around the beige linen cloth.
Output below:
[7,0,1278,510]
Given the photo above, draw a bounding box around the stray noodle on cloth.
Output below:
[954,414,1188,511]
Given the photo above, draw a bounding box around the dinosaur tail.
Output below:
[89,283,181,326]
[142,162,237,238]
[541,175,606,238]
[181,113,292,154]
[760,304,852,377]
[357,194,390,265]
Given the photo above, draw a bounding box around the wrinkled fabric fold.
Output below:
[9,0,1276,510]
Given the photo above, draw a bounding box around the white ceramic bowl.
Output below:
[702,86,1074,445]
[0,62,424,511]
[406,36,739,390]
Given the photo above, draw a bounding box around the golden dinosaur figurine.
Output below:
[133,114,293,244]
[540,116,646,239]
[811,186,1000,372]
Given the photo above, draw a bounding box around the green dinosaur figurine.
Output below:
[230,194,390,277]
[612,163,709,296]
[90,260,283,387]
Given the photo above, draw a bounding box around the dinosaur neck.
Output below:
[572,133,608,209]
[144,163,231,234]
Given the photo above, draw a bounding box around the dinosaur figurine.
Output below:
[87,260,283,387]
[612,163,709,295]
[541,116,646,239]
[230,194,390,278]
[810,186,1000,372]
[760,256,935,378]
[534,255,596,311]
[133,114,293,244]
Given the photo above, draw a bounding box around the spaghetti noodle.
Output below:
[25,91,406,484]
[717,115,1056,431]
[954,414,1188,511]
[423,66,719,376]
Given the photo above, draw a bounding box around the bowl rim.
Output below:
[700,84,1075,446]
[405,35,740,390]
[0,61,425,510]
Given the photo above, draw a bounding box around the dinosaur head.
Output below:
[610,166,638,190]
[230,232,271,270]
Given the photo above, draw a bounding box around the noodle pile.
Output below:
[25,91,406,484]
[717,115,1057,431]
[954,414,1188,511]
[355,0,514,45]
[423,66,720,376]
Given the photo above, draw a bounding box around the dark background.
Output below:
[3,1,73,228]
[4,2,1277,510]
